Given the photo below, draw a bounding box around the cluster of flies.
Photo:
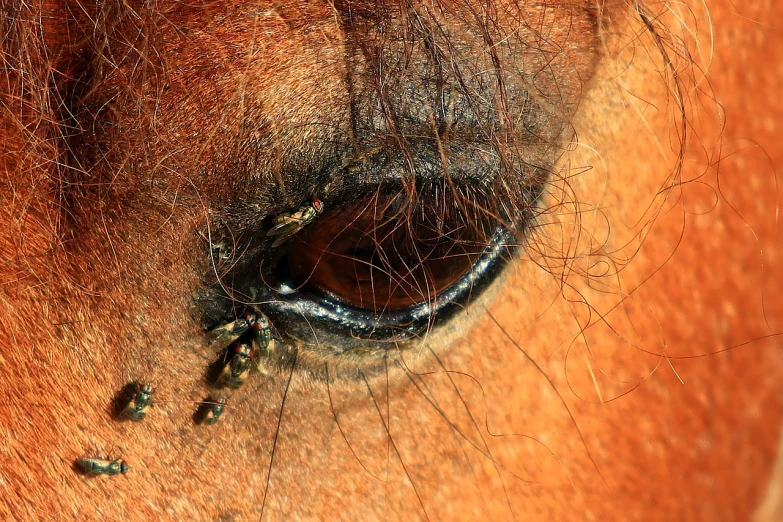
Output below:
[76,199,324,477]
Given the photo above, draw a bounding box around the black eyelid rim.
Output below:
[254,225,516,354]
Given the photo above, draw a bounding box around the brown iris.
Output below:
[287,191,494,312]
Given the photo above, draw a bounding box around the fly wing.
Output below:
[76,457,100,475]
[266,218,304,248]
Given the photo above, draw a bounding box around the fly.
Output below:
[251,314,275,375]
[122,383,153,422]
[217,342,252,389]
[76,456,131,476]
[266,198,324,247]
[200,397,227,425]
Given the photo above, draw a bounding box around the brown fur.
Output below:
[2,1,782,520]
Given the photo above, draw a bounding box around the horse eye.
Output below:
[233,181,525,356]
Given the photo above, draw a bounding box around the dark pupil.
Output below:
[287,192,492,312]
